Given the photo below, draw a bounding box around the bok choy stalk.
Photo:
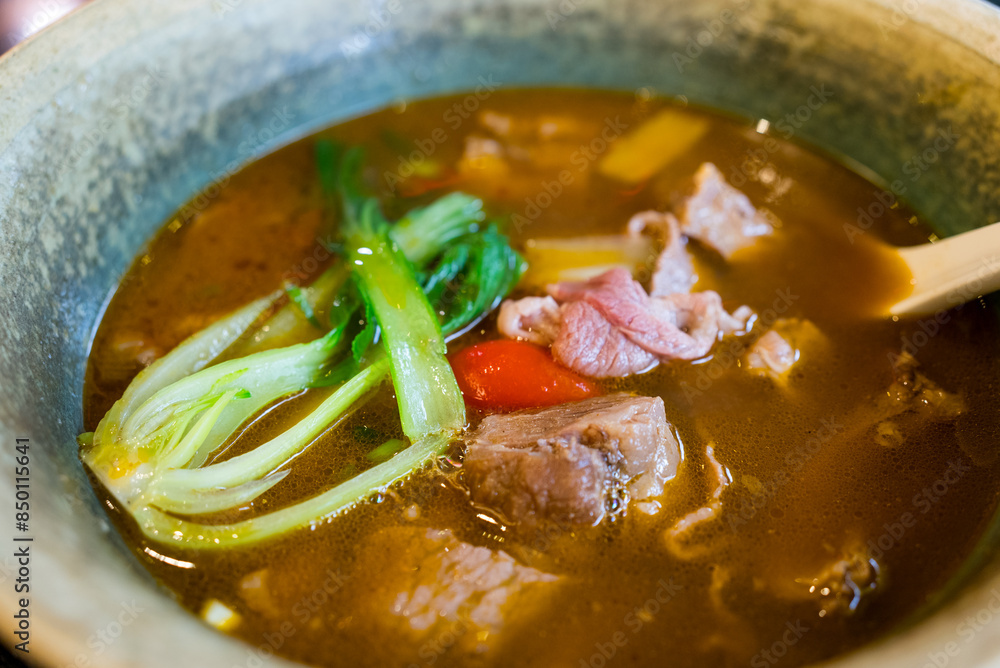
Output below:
[81,142,524,549]
[227,189,489,356]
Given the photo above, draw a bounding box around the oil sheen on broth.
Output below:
[83,90,1000,668]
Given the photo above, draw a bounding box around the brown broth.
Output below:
[83,89,1000,668]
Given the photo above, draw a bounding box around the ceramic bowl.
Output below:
[2,1,999,666]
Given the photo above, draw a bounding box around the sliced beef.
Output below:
[499,268,752,379]
[551,268,715,362]
[549,268,716,359]
[552,301,658,378]
[763,539,881,618]
[718,304,755,335]
[465,393,681,528]
[548,264,648,304]
[804,543,881,617]
[626,210,698,296]
[745,330,797,378]
[649,291,752,353]
[497,296,561,346]
[744,319,826,381]
[386,529,557,632]
[457,112,604,201]
[546,268,752,377]
[499,288,660,379]
[882,352,964,420]
[677,162,773,259]
[349,527,557,656]
[865,352,965,447]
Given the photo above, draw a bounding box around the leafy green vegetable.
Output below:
[146,357,391,514]
[342,196,465,440]
[283,282,322,329]
[366,438,408,463]
[84,324,348,494]
[431,225,526,335]
[393,191,486,265]
[80,140,524,549]
[129,431,453,547]
[351,290,378,364]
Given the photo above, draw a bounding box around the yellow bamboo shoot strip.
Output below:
[599,108,710,183]
[520,235,656,287]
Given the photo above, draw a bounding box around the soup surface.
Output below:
[83,89,1000,667]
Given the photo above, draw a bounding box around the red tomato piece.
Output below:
[449,340,600,412]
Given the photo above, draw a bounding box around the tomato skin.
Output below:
[449,340,600,411]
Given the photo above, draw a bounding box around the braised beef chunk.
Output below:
[465,394,681,527]
[351,527,557,655]
[465,437,611,526]
[678,162,773,258]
